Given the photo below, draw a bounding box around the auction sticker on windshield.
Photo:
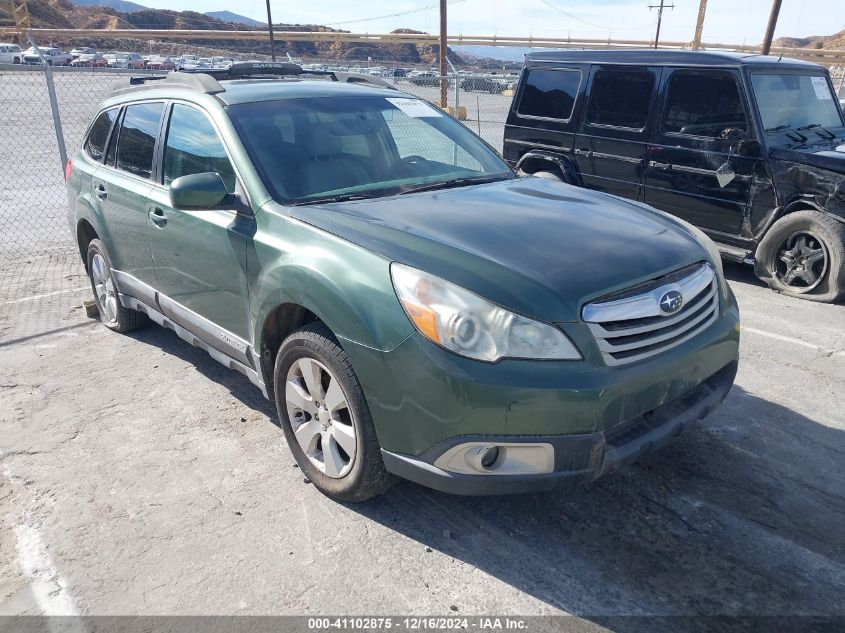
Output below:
[811,76,832,100]
[387,97,443,117]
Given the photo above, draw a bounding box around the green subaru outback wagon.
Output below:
[66,63,740,501]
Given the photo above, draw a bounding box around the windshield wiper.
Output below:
[290,193,376,206]
[398,175,508,195]
[765,124,792,133]
[796,123,821,131]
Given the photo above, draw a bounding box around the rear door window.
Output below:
[162,104,236,191]
[586,68,656,129]
[85,108,118,162]
[517,69,581,120]
[662,70,749,138]
[115,102,164,179]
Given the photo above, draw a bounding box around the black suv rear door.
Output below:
[643,68,758,235]
[572,64,661,199]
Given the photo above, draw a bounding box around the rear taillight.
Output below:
[64,159,72,182]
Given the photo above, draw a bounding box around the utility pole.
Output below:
[691,0,707,50]
[761,0,783,56]
[265,0,276,61]
[439,0,447,108]
[648,0,674,50]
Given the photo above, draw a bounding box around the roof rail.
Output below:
[112,71,224,95]
[112,61,399,96]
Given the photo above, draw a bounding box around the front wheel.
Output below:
[754,210,845,303]
[274,323,395,502]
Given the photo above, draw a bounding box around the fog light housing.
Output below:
[433,442,554,475]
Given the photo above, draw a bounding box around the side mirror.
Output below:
[737,139,761,157]
[169,172,231,210]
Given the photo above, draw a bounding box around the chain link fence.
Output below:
[0,62,511,318]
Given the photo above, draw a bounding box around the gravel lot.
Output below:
[1,66,844,630]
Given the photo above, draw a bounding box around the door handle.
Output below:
[649,161,671,170]
[149,207,167,227]
[574,148,593,158]
[94,184,107,200]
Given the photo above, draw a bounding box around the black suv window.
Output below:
[115,102,164,179]
[85,108,118,162]
[517,69,581,120]
[163,104,236,192]
[663,71,748,138]
[586,68,655,129]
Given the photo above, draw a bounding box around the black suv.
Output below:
[504,50,845,302]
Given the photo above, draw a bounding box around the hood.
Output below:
[290,178,710,321]
[770,134,845,173]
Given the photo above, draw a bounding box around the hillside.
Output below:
[72,0,148,12]
[204,11,263,28]
[0,0,463,65]
[773,29,845,50]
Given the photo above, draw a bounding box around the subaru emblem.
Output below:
[659,290,684,314]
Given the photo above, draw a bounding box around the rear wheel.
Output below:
[532,170,563,182]
[754,210,845,303]
[274,323,395,502]
[86,239,147,332]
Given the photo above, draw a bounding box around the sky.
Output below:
[154,0,842,46]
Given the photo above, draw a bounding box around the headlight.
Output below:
[390,263,581,362]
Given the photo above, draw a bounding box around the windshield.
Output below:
[227,95,512,204]
[751,73,843,132]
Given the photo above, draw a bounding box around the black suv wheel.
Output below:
[755,210,845,303]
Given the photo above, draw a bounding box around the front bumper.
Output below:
[381,359,736,495]
[341,288,740,495]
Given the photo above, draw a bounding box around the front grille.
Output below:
[583,262,720,366]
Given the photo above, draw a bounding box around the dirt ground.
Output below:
[0,254,844,629]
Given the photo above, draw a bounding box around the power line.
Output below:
[326,0,465,28]
[537,0,657,32]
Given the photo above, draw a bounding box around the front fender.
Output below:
[249,215,414,353]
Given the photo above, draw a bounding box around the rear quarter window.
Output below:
[115,102,164,179]
[517,68,581,120]
[85,108,118,162]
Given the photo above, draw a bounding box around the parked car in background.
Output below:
[70,46,97,58]
[0,43,23,64]
[409,71,450,87]
[70,53,108,68]
[66,62,739,502]
[146,56,176,71]
[104,52,145,69]
[461,76,504,94]
[21,46,72,65]
[506,50,845,303]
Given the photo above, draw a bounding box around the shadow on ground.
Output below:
[351,387,845,628]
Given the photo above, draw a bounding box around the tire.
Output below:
[13,57,20,64]
[533,170,565,182]
[754,210,845,303]
[274,322,395,502]
[86,239,147,332]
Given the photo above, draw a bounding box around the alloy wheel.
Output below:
[775,230,828,293]
[285,357,357,478]
[91,253,118,322]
